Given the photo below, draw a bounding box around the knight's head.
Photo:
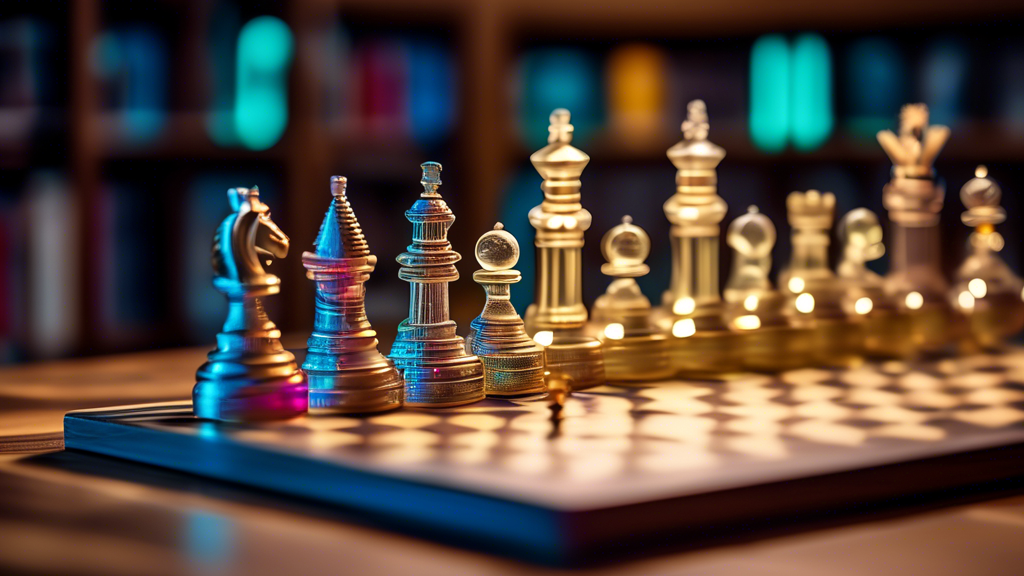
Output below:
[230,186,290,263]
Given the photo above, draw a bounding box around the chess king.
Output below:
[523,109,606,390]
[950,166,1024,350]
[652,99,738,375]
[388,162,485,407]
[193,186,307,422]
[876,103,957,352]
[302,176,404,414]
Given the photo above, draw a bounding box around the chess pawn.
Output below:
[877,103,957,352]
[723,206,814,372]
[523,109,606,390]
[466,223,547,398]
[193,186,307,421]
[589,216,674,381]
[950,166,1024,350]
[302,177,404,414]
[778,190,864,368]
[651,99,739,376]
[388,162,485,407]
[836,208,916,358]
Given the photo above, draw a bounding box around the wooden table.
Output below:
[2,347,1023,575]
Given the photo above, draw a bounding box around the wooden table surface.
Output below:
[2,346,1023,575]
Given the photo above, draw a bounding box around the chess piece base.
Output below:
[478,355,548,398]
[736,325,815,373]
[542,334,606,391]
[904,303,958,353]
[668,329,740,377]
[862,308,916,359]
[962,293,1024,351]
[193,371,307,422]
[601,333,675,382]
[391,334,485,407]
[805,318,865,369]
[306,365,404,415]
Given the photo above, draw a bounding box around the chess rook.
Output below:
[951,166,1024,350]
[388,162,485,407]
[467,223,547,397]
[524,109,605,390]
[590,216,673,381]
[723,206,814,372]
[877,103,957,352]
[302,176,404,414]
[652,99,738,376]
[779,190,864,368]
[837,208,915,358]
[193,186,307,422]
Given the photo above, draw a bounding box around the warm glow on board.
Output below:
[795,293,815,313]
[672,318,696,338]
[854,297,873,315]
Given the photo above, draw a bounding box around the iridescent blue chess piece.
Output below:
[193,186,307,422]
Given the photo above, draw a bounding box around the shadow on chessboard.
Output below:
[21,448,1024,568]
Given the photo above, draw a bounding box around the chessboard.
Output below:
[63,350,1024,565]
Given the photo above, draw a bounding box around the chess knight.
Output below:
[524,109,606,390]
[467,223,547,397]
[877,103,958,352]
[302,176,405,414]
[652,99,739,376]
[193,186,307,422]
[389,162,485,407]
[950,166,1024,350]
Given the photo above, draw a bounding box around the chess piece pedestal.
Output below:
[389,163,485,407]
[653,100,738,376]
[837,208,916,359]
[523,109,605,390]
[302,177,404,414]
[194,186,307,422]
[723,207,814,373]
[589,217,673,382]
[779,191,864,369]
[467,224,547,397]
[950,167,1024,351]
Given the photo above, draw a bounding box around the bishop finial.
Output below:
[548,108,574,144]
[331,175,347,197]
[682,99,709,141]
[420,162,442,196]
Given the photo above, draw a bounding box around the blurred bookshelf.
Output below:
[2,0,1024,362]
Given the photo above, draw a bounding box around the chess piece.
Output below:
[837,208,915,358]
[723,206,814,372]
[589,216,673,381]
[652,99,739,375]
[302,176,404,414]
[950,166,1024,350]
[877,103,956,352]
[193,186,307,421]
[466,223,547,397]
[523,109,606,390]
[389,162,485,407]
[778,190,864,368]
[546,371,573,425]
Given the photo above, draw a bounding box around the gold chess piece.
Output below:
[837,208,915,358]
[523,109,606,390]
[651,99,739,376]
[877,103,957,352]
[589,216,673,381]
[194,186,307,422]
[779,190,864,368]
[388,162,485,407]
[302,176,404,414]
[466,223,547,397]
[950,166,1024,350]
[723,206,814,372]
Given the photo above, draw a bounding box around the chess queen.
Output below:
[193,186,307,422]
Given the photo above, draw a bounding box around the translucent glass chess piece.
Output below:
[837,208,915,358]
[651,99,739,376]
[778,190,864,368]
[723,206,814,372]
[193,186,307,422]
[950,166,1024,350]
[388,162,485,407]
[302,176,405,414]
[466,223,547,398]
[589,216,673,381]
[523,109,606,390]
[877,103,957,352]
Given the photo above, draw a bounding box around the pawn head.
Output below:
[838,208,885,262]
[475,222,520,271]
[727,206,776,258]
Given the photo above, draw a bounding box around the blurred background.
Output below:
[2,0,1024,363]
